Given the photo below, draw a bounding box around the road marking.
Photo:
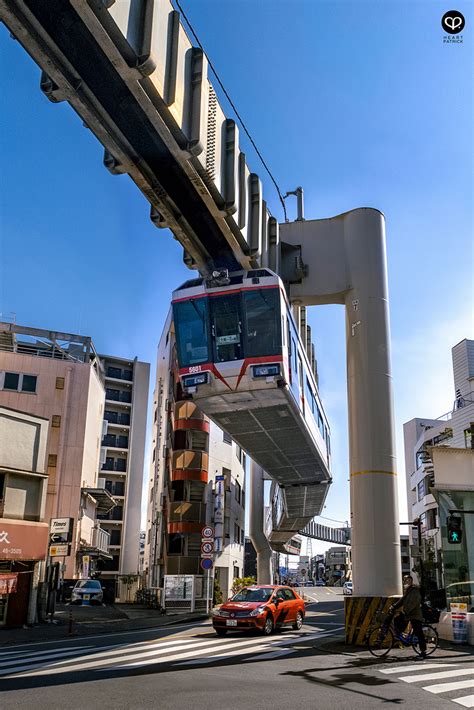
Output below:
[380,663,457,674]
[423,680,474,695]
[453,697,474,708]
[401,669,474,684]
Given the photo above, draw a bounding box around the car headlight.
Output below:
[213,609,230,618]
[249,605,266,617]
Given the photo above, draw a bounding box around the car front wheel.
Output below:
[215,628,227,636]
[262,614,274,635]
[292,611,304,630]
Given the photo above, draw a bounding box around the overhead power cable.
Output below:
[174,0,288,222]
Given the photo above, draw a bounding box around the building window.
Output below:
[234,522,240,543]
[56,377,65,389]
[3,372,19,390]
[223,431,232,444]
[2,372,38,393]
[240,529,244,546]
[233,566,239,578]
[110,529,121,546]
[242,490,245,510]
[51,415,61,428]
[235,480,241,504]
[48,454,57,467]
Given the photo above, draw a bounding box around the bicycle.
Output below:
[367,614,439,658]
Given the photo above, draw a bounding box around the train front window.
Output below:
[173,298,210,367]
[210,294,243,362]
[243,288,281,357]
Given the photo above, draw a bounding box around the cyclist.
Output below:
[389,574,427,659]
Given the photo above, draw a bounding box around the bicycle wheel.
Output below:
[412,624,439,656]
[367,625,394,657]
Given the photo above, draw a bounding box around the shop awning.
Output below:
[0,573,18,594]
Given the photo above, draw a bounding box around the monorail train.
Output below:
[172,268,332,537]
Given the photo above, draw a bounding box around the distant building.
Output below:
[145,312,245,600]
[244,538,257,579]
[97,353,149,600]
[400,535,410,578]
[324,546,349,585]
[403,338,474,617]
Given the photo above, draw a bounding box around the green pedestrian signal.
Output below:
[447,515,463,544]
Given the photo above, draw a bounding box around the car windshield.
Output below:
[75,580,101,589]
[231,587,273,603]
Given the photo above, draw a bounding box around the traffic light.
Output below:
[447,515,463,544]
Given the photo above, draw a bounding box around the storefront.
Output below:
[0,519,49,627]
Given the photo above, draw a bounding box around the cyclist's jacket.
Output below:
[392,585,423,621]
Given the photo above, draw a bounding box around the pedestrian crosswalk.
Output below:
[378,657,474,707]
[0,627,341,679]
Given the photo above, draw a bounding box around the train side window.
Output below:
[287,320,292,383]
[298,356,303,394]
[292,339,298,378]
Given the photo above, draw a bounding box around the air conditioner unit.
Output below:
[97,477,106,489]
[102,419,108,437]
[100,448,107,464]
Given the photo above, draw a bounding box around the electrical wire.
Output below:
[319,515,350,526]
[174,0,288,222]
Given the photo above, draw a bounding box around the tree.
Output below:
[231,576,256,595]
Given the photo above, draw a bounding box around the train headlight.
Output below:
[252,364,280,378]
[183,372,208,387]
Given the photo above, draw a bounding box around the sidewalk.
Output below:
[0,603,209,647]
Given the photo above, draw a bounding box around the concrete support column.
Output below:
[249,460,272,584]
[344,209,402,597]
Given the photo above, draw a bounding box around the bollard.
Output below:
[68,609,77,637]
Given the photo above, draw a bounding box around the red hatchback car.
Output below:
[212,585,305,636]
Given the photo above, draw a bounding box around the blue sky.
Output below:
[0,1,472,556]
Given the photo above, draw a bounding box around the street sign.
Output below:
[49,518,74,534]
[200,558,213,570]
[201,541,214,555]
[49,544,71,557]
[202,526,214,539]
[49,532,69,544]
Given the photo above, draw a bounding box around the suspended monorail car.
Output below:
[172,268,332,532]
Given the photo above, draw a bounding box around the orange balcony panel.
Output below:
[174,418,209,433]
[174,400,208,423]
[172,450,208,472]
[172,468,208,483]
[168,522,203,534]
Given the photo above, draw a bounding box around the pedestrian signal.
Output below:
[447,515,462,544]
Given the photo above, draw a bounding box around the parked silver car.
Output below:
[71,579,103,605]
[342,581,353,595]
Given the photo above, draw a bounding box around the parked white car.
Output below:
[71,579,103,605]
[342,581,353,595]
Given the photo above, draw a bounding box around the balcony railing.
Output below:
[105,389,132,403]
[91,525,110,553]
[168,501,206,523]
[104,411,130,426]
[174,400,207,422]
[102,434,129,449]
[101,459,127,473]
[106,367,133,381]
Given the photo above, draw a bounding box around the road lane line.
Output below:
[453,696,474,707]
[380,663,456,674]
[423,680,474,694]
[401,669,474,683]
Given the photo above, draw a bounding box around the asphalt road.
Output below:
[1,587,472,709]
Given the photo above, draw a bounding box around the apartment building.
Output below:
[97,354,149,599]
[403,338,474,608]
[145,313,245,600]
[324,546,350,584]
[0,323,113,584]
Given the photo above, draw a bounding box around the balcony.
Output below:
[166,555,202,575]
[171,450,208,482]
[105,388,132,404]
[104,411,131,426]
[91,525,110,553]
[173,401,209,432]
[106,366,133,382]
[101,458,127,473]
[102,434,129,449]
[168,501,205,523]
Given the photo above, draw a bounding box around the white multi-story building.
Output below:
[403,339,474,614]
[145,312,245,601]
[97,354,149,598]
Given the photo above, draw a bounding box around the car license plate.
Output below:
[226,619,237,626]
[83,594,90,600]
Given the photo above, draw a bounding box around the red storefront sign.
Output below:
[0,519,49,561]
[0,573,18,594]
